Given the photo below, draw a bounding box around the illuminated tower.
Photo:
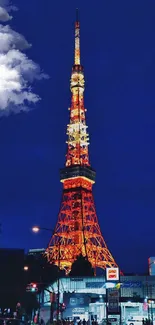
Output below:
[46,10,118,273]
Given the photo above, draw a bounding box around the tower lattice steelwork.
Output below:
[46,10,118,273]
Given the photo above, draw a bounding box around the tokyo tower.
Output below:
[46,10,118,273]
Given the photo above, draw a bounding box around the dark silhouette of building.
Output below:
[0,248,25,309]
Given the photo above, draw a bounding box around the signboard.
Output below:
[106,268,119,281]
[63,293,89,319]
[108,289,119,314]
[122,281,142,288]
[63,293,89,308]
[72,308,85,315]
[86,282,105,288]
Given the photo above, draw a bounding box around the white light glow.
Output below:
[32,226,40,233]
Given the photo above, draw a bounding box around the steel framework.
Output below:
[46,10,118,273]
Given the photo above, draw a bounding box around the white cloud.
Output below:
[0,6,12,21]
[0,25,30,51]
[0,0,17,22]
[0,1,48,114]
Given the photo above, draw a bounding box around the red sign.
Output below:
[106,268,119,281]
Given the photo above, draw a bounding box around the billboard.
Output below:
[108,289,120,314]
[63,293,89,319]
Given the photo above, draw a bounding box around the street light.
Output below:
[32,226,40,233]
[32,226,53,233]
[32,225,61,322]
[24,266,29,271]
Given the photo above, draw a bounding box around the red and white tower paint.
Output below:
[46,10,118,274]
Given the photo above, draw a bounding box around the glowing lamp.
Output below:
[24,266,29,271]
[32,283,37,288]
[32,226,40,233]
[31,283,38,292]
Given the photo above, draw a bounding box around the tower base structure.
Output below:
[46,167,117,274]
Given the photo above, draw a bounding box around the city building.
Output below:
[148,257,155,276]
[41,275,155,324]
[0,248,25,309]
[28,248,45,258]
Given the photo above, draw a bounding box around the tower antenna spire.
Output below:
[74,8,80,65]
[76,7,79,22]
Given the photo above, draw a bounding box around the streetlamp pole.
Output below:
[32,226,61,323]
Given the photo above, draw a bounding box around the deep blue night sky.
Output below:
[0,0,155,273]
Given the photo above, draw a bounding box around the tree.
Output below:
[69,254,94,276]
[24,253,65,287]
[20,292,39,317]
[23,253,65,315]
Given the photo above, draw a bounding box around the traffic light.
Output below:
[26,283,38,292]
[31,283,38,292]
